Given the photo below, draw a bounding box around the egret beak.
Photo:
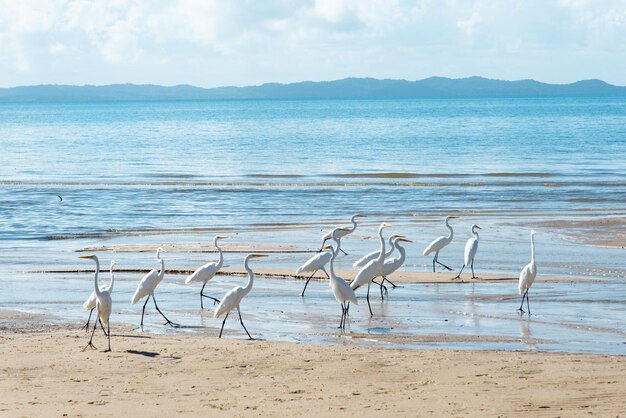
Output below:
[216,235,228,239]
[355,214,368,218]
[78,255,94,259]
[251,253,268,258]
[157,247,167,253]
[382,223,393,228]
[476,226,482,230]
[398,238,413,243]
[111,260,118,266]
[322,245,333,251]
[338,227,352,231]
[448,216,460,219]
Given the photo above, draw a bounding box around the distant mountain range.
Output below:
[1,76,625,101]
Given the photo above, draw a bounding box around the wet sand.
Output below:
[1,315,624,417]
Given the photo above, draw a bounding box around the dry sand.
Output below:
[1,313,624,417]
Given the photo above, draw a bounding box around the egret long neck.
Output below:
[473,228,480,241]
[243,256,255,293]
[108,264,115,292]
[445,218,454,240]
[157,255,165,280]
[349,215,358,232]
[375,226,386,264]
[385,236,395,257]
[216,241,224,269]
[93,258,102,297]
[329,237,341,278]
[396,243,407,263]
[530,234,536,263]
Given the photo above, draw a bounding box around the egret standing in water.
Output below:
[131,247,178,330]
[454,224,482,280]
[350,223,392,316]
[79,254,112,352]
[518,230,537,315]
[82,259,116,334]
[423,216,458,272]
[319,213,367,255]
[327,228,358,329]
[380,237,413,287]
[296,227,351,296]
[214,253,267,339]
[185,235,227,309]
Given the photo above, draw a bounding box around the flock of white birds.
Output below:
[78,214,538,352]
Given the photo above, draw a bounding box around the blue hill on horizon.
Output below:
[1,76,625,101]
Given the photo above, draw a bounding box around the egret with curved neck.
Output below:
[518,230,537,315]
[82,259,116,334]
[353,233,404,269]
[380,237,413,286]
[297,227,350,296]
[319,213,367,255]
[79,254,113,352]
[185,235,227,309]
[328,228,358,329]
[131,247,178,330]
[454,224,482,280]
[214,253,267,339]
[350,222,392,316]
[423,216,458,272]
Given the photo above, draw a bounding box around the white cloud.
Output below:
[0,0,624,86]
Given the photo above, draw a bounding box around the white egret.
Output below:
[518,230,537,315]
[185,235,227,309]
[380,237,413,286]
[350,222,392,316]
[297,227,351,296]
[79,255,112,352]
[423,216,458,272]
[454,224,482,280]
[319,213,367,255]
[82,259,116,334]
[328,229,358,329]
[214,253,267,339]
[131,247,178,330]
[352,234,404,268]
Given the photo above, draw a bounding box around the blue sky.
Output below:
[0,0,625,87]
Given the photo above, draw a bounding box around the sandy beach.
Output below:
[1,312,624,417]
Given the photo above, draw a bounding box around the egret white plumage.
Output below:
[350,222,392,316]
[185,235,227,309]
[79,254,112,352]
[518,230,537,315]
[319,213,367,255]
[131,247,178,330]
[380,237,413,286]
[327,228,358,329]
[296,245,332,296]
[454,224,482,280]
[352,233,403,268]
[214,253,267,339]
[423,216,458,272]
[82,259,116,334]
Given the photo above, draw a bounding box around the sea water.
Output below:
[1,97,625,353]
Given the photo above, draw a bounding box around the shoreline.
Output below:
[1,316,624,417]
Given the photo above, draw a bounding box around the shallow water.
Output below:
[1,97,625,354]
[2,271,624,355]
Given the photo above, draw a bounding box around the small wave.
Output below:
[484,172,557,178]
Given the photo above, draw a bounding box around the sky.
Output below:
[0,0,625,88]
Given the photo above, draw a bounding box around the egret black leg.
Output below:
[140,296,150,330]
[153,294,179,326]
[471,262,478,279]
[238,308,254,340]
[300,270,317,297]
[432,255,436,272]
[346,301,350,316]
[82,308,94,332]
[372,278,387,299]
[218,312,230,338]
[381,276,398,288]
[339,303,345,328]
[366,282,373,316]
[340,248,348,256]
[453,265,465,280]
[200,281,221,307]
[83,317,98,351]
[435,253,453,271]
[105,323,111,352]
[200,282,206,309]
[318,238,328,252]
[518,290,527,313]
[99,317,108,336]
[526,291,531,315]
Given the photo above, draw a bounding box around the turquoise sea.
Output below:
[1,97,625,353]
